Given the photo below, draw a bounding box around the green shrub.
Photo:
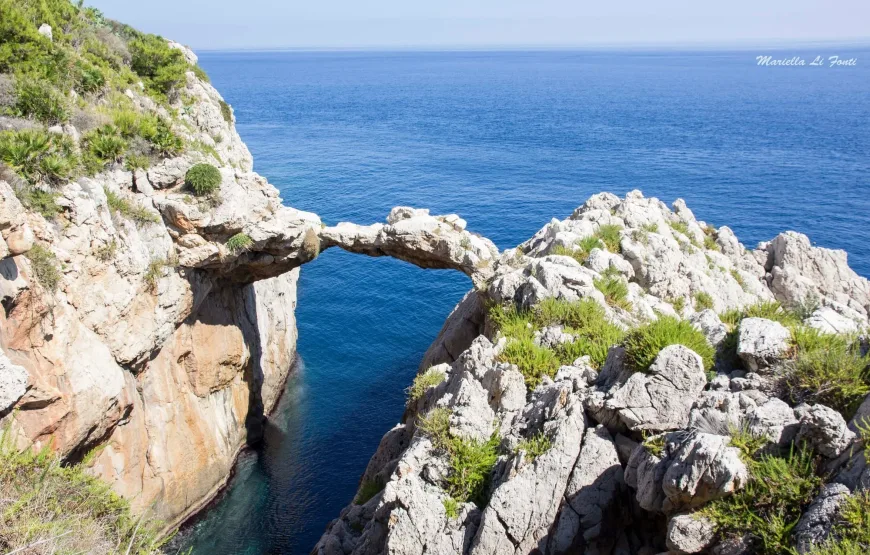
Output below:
[0,428,166,555]
[743,301,801,327]
[694,291,714,311]
[808,491,870,554]
[641,222,659,233]
[785,330,869,418]
[104,187,159,226]
[219,99,233,123]
[225,233,253,254]
[0,129,78,184]
[443,433,500,507]
[84,125,126,165]
[668,220,690,237]
[418,407,452,446]
[595,224,622,253]
[703,444,822,555]
[516,431,552,461]
[499,337,561,389]
[642,432,667,457]
[192,64,210,83]
[13,77,68,124]
[407,367,446,403]
[552,235,603,265]
[672,296,686,313]
[24,243,61,292]
[594,274,632,311]
[124,153,151,171]
[185,163,221,196]
[730,269,746,289]
[150,119,184,157]
[624,315,715,373]
[16,186,60,218]
[704,235,719,251]
[354,478,385,505]
[442,497,459,519]
[129,34,188,99]
[144,256,174,292]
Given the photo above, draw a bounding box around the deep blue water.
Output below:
[176,49,870,554]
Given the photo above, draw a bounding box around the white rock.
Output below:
[736,318,792,372]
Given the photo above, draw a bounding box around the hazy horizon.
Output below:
[85,0,870,51]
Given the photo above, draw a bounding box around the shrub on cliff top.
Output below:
[407,367,446,403]
[0,429,165,554]
[623,315,714,373]
[185,163,221,196]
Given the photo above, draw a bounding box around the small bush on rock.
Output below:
[516,431,552,462]
[226,233,253,254]
[594,273,632,311]
[24,243,61,292]
[104,187,159,226]
[809,491,870,554]
[219,99,233,123]
[499,337,560,389]
[702,444,822,555]
[14,77,69,124]
[595,224,622,253]
[407,367,446,403]
[185,163,221,196]
[694,291,714,311]
[442,497,459,519]
[624,315,714,373]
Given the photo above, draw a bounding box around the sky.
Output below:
[85,0,870,51]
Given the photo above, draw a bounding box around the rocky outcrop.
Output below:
[316,191,870,555]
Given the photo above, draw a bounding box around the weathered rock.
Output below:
[603,345,708,432]
[690,309,728,348]
[745,398,799,446]
[805,306,861,335]
[736,318,792,372]
[0,348,27,413]
[625,431,747,514]
[38,23,52,40]
[666,513,716,554]
[792,483,851,553]
[795,403,856,459]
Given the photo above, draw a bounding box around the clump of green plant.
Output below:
[668,220,690,237]
[129,33,189,100]
[104,187,159,226]
[219,100,233,123]
[354,477,385,505]
[407,367,446,403]
[642,432,667,458]
[704,234,719,251]
[94,239,118,262]
[807,490,870,554]
[226,233,253,254]
[16,187,60,218]
[418,407,500,507]
[442,496,459,519]
[499,337,561,389]
[730,268,746,289]
[143,256,174,292]
[595,224,623,253]
[641,222,659,233]
[0,428,166,555]
[185,163,221,196]
[671,296,686,313]
[0,129,78,184]
[694,291,715,311]
[702,444,822,555]
[13,77,69,124]
[516,431,552,462]
[594,272,632,311]
[727,426,767,461]
[722,301,801,328]
[623,315,715,373]
[83,125,127,172]
[24,243,61,292]
[552,235,603,265]
[785,328,869,419]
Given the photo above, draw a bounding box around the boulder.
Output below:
[0,349,27,412]
[38,24,52,41]
[792,483,851,553]
[745,398,799,446]
[604,345,708,432]
[795,404,856,459]
[690,309,728,348]
[736,318,792,372]
[666,513,716,554]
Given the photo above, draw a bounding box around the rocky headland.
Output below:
[1,3,870,554]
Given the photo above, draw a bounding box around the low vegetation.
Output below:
[552,235,603,265]
[516,431,552,462]
[225,232,253,254]
[809,491,870,554]
[442,496,459,519]
[702,443,822,555]
[407,367,446,403]
[104,187,159,226]
[24,243,61,292]
[0,429,166,554]
[694,291,714,311]
[0,129,78,184]
[418,408,500,508]
[185,163,221,196]
[623,315,714,373]
[594,271,632,311]
[490,298,625,388]
[354,478,385,505]
[143,256,174,292]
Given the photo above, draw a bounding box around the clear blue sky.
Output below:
[86,0,870,50]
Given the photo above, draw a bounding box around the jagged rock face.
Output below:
[0,68,302,527]
[316,191,870,555]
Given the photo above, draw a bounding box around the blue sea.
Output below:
[175,49,870,554]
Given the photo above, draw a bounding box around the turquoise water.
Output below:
[176,49,870,554]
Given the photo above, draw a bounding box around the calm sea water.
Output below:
[175,49,870,554]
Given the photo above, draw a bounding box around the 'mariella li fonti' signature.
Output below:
[756,55,858,67]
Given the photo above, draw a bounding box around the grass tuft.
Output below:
[442,496,459,519]
[225,233,253,254]
[24,243,61,292]
[407,367,446,403]
[104,188,159,226]
[623,315,714,373]
[594,273,632,311]
[694,291,714,311]
[516,431,552,462]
